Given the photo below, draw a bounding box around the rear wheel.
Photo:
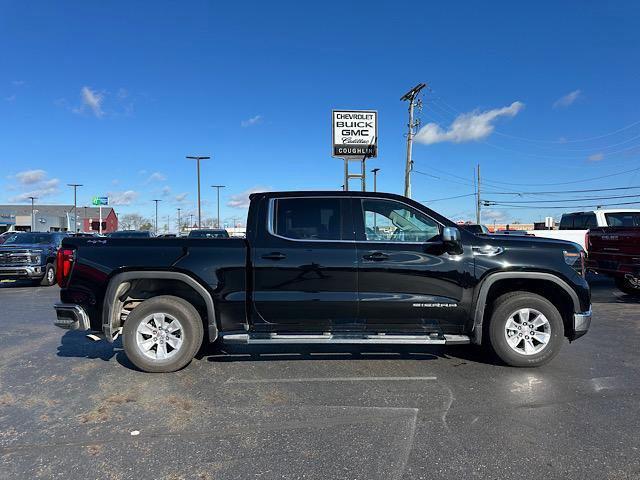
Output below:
[487,291,564,367]
[39,263,56,286]
[615,276,640,296]
[122,296,204,373]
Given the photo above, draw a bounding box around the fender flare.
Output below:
[102,271,217,343]
[471,271,580,345]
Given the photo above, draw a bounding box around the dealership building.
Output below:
[0,205,118,234]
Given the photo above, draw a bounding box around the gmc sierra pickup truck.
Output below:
[587,225,640,296]
[53,191,592,372]
[1,232,67,286]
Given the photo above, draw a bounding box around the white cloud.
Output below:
[588,152,604,162]
[7,172,60,203]
[15,169,46,185]
[415,101,524,145]
[161,186,171,196]
[75,86,104,117]
[241,115,263,128]
[482,209,509,224]
[12,80,25,87]
[147,172,167,182]
[227,187,268,209]
[5,94,16,102]
[174,192,188,202]
[107,190,138,205]
[553,89,581,109]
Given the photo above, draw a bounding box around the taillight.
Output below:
[585,232,590,252]
[56,248,75,287]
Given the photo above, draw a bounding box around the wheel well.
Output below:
[482,278,575,336]
[117,279,212,340]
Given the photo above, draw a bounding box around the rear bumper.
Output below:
[572,305,592,340]
[54,303,91,330]
[0,265,44,279]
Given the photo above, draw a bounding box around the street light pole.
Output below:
[371,168,380,192]
[186,155,210,228]
[28,196,37,232]
[211,185,225,228]
[67,184,83,232]
[177,208,181,235]
[152,199,161,235]
[83,206,88,232]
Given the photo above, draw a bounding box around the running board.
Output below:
[222,333,470,345]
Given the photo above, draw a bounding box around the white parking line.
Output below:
[226,376,437,384]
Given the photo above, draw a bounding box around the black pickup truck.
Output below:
[53,191,591,372]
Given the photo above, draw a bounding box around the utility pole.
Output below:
[67,184,83,232]
[166,215,170,233]
[371,168,380,192]
[211,185,225,228]
[177,208,182,235]
[476,164,481,224]
[186,155,210,228]
[189,213,194,230]
[83,206,88,232]
[153,199,161,235]
[28,196,37,232]
[401,83,426,199]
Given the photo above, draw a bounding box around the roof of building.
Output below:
[0,205,115,217]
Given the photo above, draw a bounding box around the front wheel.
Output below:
[39,263,56,286]
[122,296,204,373]
[615,276,640,296]
[487,292,564,367]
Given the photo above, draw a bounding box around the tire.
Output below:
[122,295,204,373]
[39,263,56,286]
[615,276,640,296]
[487,291,564,367]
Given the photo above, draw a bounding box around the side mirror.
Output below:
[442,226,462,254]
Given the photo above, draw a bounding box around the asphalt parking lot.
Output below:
[1,276,639,480]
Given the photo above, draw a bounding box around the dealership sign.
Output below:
[92,196,109,206]
[332,110,378,158]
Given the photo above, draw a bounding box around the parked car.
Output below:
[460,224,489,234]
[106,230,154,238]
[0,232,68,286]
[53,191,591,372]
[493,230,532,236]
[187,229,230,238]
[587,225,640,296]
[532,209,640,251]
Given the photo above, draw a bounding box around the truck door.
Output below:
[251,196,359,332]
[353,197,471,334]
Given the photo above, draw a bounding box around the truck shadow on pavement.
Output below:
[57,330,120,362]
[202,343,502,367]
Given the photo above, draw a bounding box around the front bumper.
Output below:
[54,303,91,330]
[572,305,592,340]
[0,265,45,279]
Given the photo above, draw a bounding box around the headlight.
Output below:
[29,249,44,263]
[564,250,585,277]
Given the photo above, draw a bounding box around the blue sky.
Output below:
[1,0,639,227]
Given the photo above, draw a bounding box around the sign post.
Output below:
[332,110,378,191]
[92,196,109,234]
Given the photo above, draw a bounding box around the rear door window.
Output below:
[272,198,345,241]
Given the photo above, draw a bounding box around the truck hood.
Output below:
[482,234,582,251]
[0,243,50,251]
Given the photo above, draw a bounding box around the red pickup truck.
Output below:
[587,226,640,296]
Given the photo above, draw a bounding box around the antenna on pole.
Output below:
[401,83,427,198]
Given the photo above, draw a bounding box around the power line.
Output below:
[485,200,640,209]
[421,193,476,203]
[485,185,640,195]
[482,166,640,187]
[484,193,640,204]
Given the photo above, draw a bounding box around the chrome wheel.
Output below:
[136,313,184,361]
[47,267,55,283]
[504,308,551,356]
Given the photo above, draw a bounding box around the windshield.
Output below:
[3,233,55,245]
[188,230,229,238]
[605,212,640,227]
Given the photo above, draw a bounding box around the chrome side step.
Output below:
[222,333,470,345]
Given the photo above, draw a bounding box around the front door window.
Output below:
[362,199,440,243]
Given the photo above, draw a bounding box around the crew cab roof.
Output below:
[248,190,456,226]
